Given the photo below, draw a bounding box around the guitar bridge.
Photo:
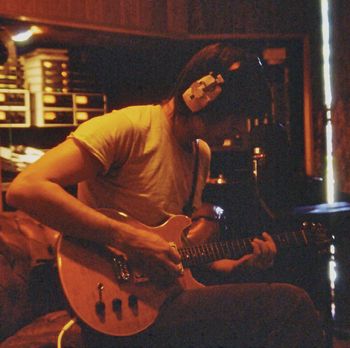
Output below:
[112,254,149,284]
[112,255,131,281]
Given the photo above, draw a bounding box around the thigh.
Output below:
[81,283,273,347]
[81,282,323,348]
[156,283,295,327]
[149,282,322,347]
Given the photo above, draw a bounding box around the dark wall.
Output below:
[331,1,350,194]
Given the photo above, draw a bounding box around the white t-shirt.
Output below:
[69,104,211,226]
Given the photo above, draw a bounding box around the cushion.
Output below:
[0,211,60,340]
[0,310,83,348]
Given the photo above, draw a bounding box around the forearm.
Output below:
[207,258,256,276]
[5,139,183,282]
[6,178,130,249]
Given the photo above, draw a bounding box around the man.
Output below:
[6,43,324,347]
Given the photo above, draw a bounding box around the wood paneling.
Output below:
[0,0,324,180]
[167,0,188,34]
[0,0,169,34]
[0,0,316,36]
[188,0,312,35]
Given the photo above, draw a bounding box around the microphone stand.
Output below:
[252,146,277,220]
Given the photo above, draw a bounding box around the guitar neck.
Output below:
[179,229,309,268]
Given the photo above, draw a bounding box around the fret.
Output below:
[291,230,301,245]
[206,243,214,262]
[231,240,241,259]
[284,233,289,245]
[275,230,304,249]
[208,244,215,262]
[198,244,207,263]
[205,244,212,262]
[179,248,190,267]
[193,245,201,264]
[213,241,221,260]
[275,234,283,247]
[189,246,197,266]
[278,234,286,248]
[300,229,309,245]
[194,245,200,264]
[203,244,211,262]
[237,239,245,258]
[221,241,227,258]
[294,230,307,246]
[198,245,202,263]
[178,223,320,268]
[224,241,232,258]
[218,241,225,258]
[227,241,236,259]
[243,238,252,255]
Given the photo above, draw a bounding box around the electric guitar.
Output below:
[57,209,328,337]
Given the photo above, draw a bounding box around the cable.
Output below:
[57,317,77,348]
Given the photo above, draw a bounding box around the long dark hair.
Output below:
[170,42,271,123]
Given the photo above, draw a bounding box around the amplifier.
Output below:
[74,93,106,125]
[21,48,69,94]
[0,64,25,89]
[32,92,106,127]
[0,89,30,127]
[74,93,106,110]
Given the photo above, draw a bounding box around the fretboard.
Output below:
[179,229,309,268]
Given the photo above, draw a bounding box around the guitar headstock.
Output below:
[301,221,331,250]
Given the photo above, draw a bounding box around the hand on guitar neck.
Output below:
[241,232,277,270]
[186,214,277,275]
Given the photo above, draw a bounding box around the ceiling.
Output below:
[0,16,180,56]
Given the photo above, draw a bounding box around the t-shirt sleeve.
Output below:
[68,110,135,173]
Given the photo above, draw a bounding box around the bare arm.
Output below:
[6,139,181,280]
[7,139,119,244]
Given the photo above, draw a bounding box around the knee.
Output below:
[271,283,316,311]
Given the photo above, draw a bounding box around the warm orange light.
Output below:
[222,139,232,147]
[43,95,57,104]
[43,61,53,68]
[75,96,88,105]
[76,112,89,121]
[44,112,57,121]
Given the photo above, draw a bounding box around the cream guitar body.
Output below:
[57,210,202,337]
[57,209,327,337]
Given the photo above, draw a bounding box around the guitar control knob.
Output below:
[112,298,122,312]
[128,294,138,307]
[95,300,105,314]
